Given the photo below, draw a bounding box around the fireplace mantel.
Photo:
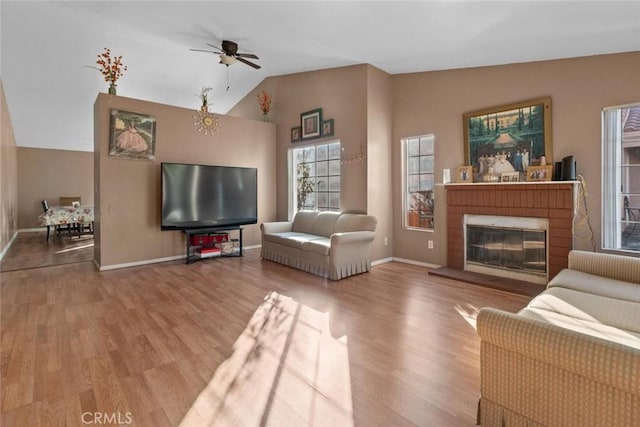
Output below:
[445,181,578,280]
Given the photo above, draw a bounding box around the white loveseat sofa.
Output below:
[477,250,640,426]
[260,211,377,280]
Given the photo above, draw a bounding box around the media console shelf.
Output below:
[184,226,244,265]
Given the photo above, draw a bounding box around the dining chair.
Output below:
[59,196,81,207]
[42,199,53,241]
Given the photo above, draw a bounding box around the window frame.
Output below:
[401,134,435,232]
[288,140,341,220]
[601,102,640,254]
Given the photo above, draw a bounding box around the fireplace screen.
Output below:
[466,225,546,274]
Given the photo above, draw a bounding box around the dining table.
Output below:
[38,205,95,240]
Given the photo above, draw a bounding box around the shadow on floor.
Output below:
[1,231,94,272]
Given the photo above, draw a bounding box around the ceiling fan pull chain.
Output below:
[226,66,230,91]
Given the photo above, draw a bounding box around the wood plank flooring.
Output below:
[0,249,531,426]
[0,231,94,272]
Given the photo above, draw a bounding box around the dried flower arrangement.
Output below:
[96,47,127,94]
[257,90,272,117]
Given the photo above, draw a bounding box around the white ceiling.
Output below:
[2,1,639,152]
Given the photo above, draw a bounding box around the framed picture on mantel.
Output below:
[457,166,473,183]
[463,97,552,183]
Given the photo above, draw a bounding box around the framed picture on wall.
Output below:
[109,109,156,160]
[301,108,322,140]
[463,97,552,182]
[322,119,334,137]
[291,126,301,143]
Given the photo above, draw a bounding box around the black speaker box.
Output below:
[562,156,576,180]
[554,162,563,180]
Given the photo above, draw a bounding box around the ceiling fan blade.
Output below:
[190,48,219,53]
[236,56,261,69]
[236,53,259,59]
[206,43,223,51]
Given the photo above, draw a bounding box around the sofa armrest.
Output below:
[329,231,376,266]
[477,307,640,395]
[568,250,640,284]
[261,221,293,234]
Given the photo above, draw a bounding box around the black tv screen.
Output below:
[161,162,257,230]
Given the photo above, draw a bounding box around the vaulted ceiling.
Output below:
[2,1,639,152]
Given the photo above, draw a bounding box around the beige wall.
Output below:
[0,80,18,254]
[393,52,640,265]
[17,148,93,228]
[229,64,398,260]
[366,65,394,261]
[229,64,370,220]
[94,93,276,268]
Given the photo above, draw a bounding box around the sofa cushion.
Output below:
[335,213,377,233]
[263,232,324,249]
[526,286,640,334]
[309,211,341,237]
[292,211,318,233]
[302,238,331,256]
[548,269,640,303]
[518,307,640,350]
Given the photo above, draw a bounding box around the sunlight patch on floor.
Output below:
[55,242,94,254]
[179,291,354,427]
[454,303,481,330]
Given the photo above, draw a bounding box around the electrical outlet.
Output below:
[384,237,388,246]
[428,240,434,249]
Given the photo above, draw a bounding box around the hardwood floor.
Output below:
[0,231,94,272]
[0,249,531,426]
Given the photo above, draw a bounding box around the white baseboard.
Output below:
[19,227,47,233]
[371,257,441,269]
[371,257,393,266]
[98,246,261,271]
[391,257,441,269]
[98,255,185,271]
[0,231,18,262]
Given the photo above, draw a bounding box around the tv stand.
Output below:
[184,226,243,265]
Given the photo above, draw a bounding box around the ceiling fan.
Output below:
[191,40,261,69]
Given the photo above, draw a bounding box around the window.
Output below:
[290,141,341,216]
[402,134,435,230]
[602,103,640,253]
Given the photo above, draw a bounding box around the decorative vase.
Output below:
[108,84,117,95]
[483,167,500,182]
[262,114,269,122]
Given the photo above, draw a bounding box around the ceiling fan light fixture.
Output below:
[219,54,237,66]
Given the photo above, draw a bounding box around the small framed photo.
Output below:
[322,119,334,137]
[301,108,322,140]
[526,165,553,182]
[500,171,520,182]
[291,126,301,143]
[457,165,473,183]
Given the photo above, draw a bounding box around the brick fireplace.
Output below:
[446,182,577,280]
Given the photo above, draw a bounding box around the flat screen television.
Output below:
[161,162,257,230]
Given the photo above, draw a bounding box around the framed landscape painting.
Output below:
[463,97,552,182]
